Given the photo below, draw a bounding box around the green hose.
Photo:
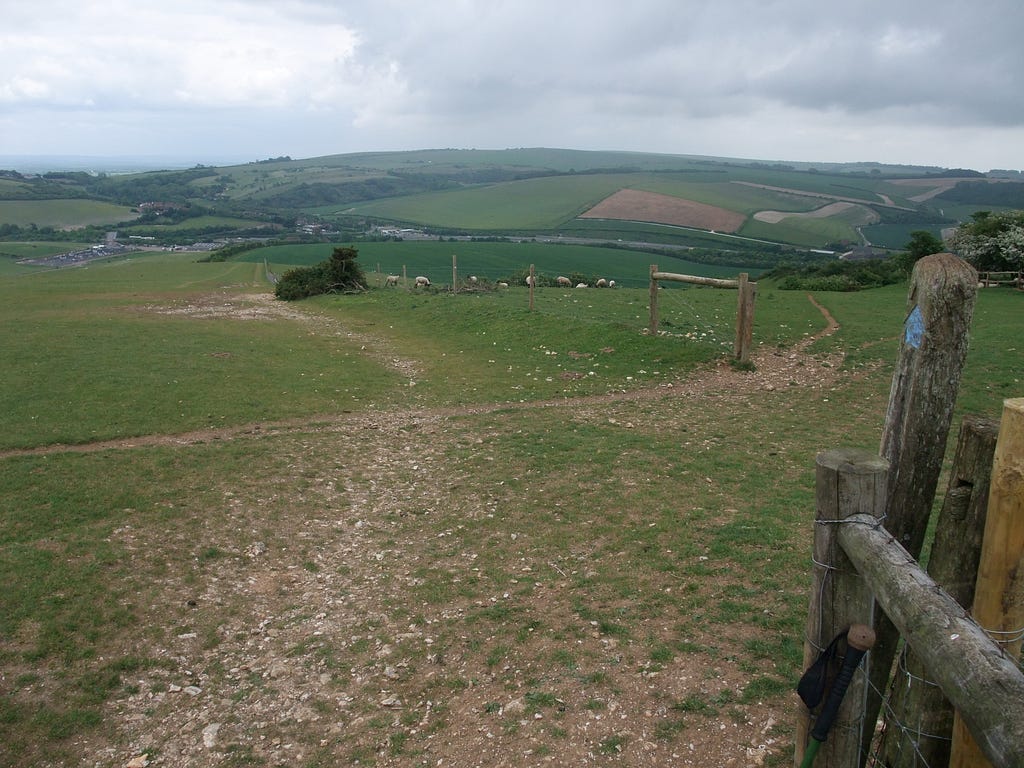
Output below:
[799,737,821,768]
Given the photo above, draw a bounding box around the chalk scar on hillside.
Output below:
[143,292,423,380]
[753,202,880,225]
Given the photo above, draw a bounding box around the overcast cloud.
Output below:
[2,0,1022,170]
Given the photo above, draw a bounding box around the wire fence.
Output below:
[807,510,1024,768]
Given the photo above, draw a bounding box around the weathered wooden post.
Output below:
[452,253,457,293]
[796,448,888,768]
[733,272,756,364]
[863,253,978,759]
[950,398,1024,768]
[648,264,659,335]
[878,415,999,767]
[529,263,535,311]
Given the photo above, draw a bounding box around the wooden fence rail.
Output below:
[977,270,1023,289]
[837,512,1024,768]
[798,420,1024,768]
[648,265,757,363]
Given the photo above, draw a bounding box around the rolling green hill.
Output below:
[1,148,1015,252]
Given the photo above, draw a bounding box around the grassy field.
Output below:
[252,240,759,289]
[0,199,139,228]
[0,252,1019,766]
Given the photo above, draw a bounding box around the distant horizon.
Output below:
[0,153,255,174]
[0,147,990,176]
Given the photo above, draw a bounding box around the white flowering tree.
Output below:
[948,210,1024,271]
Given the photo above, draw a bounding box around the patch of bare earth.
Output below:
[34,296,855,768]
[753,202,879,226]
[579,189,746,233]
[145,292,422,381]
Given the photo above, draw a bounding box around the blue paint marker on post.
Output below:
[905,305,924,349]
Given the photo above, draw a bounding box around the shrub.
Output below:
[274,246,368,300]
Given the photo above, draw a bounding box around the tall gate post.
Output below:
[863,253,978,761]
[950,398,1024,768]
[878,415,1000,767]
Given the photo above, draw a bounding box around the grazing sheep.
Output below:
[525,276,536,287]
[608,280,616,288]
[497,281,509,288]
[468,275,478,284]
[414,275,431,287]
[384,274,400,287]
[556,275,572,287]
[595,278,608,288]
[575,282,588,289]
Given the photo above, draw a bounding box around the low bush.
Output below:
[274,246,368,300]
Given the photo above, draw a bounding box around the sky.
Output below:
[2,0,1023,171]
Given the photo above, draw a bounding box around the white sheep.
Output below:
[556,275,572,287]
[414,275,431,287]
[525,276,536,287]
[608,280,616,288]
[595,278,608,288]
[468,275,478,284]
[384,274,400,287]
[497,281,509,288]
[575,282,588,289]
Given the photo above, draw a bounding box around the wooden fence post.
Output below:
[796,448,888,768]
[529,263,535,311]
[878,415,1000,767]
[863,252,978,759]
[950,398,1024,768]
[452,253,457,293]
[733,272,756,364]
[648,264,659,335]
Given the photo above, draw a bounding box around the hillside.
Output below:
[2,148,1021,252]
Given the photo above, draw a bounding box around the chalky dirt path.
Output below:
[19,293,864,768]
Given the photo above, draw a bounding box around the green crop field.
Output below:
[0,247,1020,766]
[0,199,139,228]
[338,173,644,230]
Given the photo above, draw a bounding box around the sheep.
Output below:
[468,275,478,284]
[525,276,536,287]
[595,278,608,288]
[414,275,431,287]
[384,274,400,287]
[556,275,572,287]
[575,282,588,289]
[497,281,509,288]
[608,280,616,288]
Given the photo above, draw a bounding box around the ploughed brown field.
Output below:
[579,188,746,233]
